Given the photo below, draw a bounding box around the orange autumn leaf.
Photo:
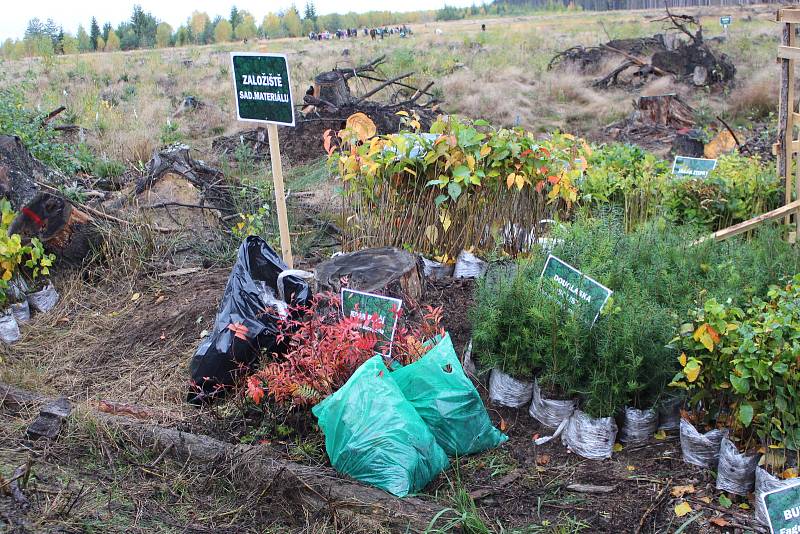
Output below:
[247,376,265,405]
[535,180,545,193]
[709,516,729,528]
[499,417,508,432]
[547,175,560,185]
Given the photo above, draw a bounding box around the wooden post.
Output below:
[266,123,293,268]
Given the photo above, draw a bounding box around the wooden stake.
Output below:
[266,123,293,268]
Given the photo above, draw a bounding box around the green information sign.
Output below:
[672,156,718,178]
[540,255,612,325]
[720,15,732,26]
[762,483,800,534]
[341,289,403,354]
[230,52,295,126]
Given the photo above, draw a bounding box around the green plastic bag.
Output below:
[392,333,508,456]
[312,355,449,497]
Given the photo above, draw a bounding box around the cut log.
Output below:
[315,247,423,303]
[0,382,453,533]
[8,193,97,265]
[634,94,695,129]
[314,70,353,108]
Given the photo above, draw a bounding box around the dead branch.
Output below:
[356,72,415,104]
[601,44,669,76]
[338,55,386,80]
[355,73,435,97]
[41,106,66,126]
[654,7,702,45]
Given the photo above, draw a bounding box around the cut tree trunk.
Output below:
[634,94,695,129]
[8,193,97,265]
[314,70,353,108]
[0,382,453,533]
[315,247,423,303]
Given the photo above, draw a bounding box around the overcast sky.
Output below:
[2,0,476,40]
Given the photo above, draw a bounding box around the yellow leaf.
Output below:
[480,145,491,158]
[424,225,439,244]
[671,485,695,498]
[612,442,623,453]
[678,353,687,366]
[700,496,712,504]
[684,360,701,383]
[506,173,516,189]
[439,211,452,232]
[654,430,667,440]
[515,174,524,191]
[626,465,635,471]
[346,112,377,141]
[738,503,750,510]
[131,293,141,301]
[466,154,475,171]
[1,270,11,281]
[782,467,798,479]
[395,111,409,117]
[674,502,692,517]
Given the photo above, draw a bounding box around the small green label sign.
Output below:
[341,289,403,353]
[762,483,800,534]
[672,156,718,178]
[720,15,732,26]
[231,52,295,126]
[540,255,612,325]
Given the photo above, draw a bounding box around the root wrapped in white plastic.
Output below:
[657,397,682,431]
[716,437,759,495]
[453,250,487,279]
[619,406,657,444]
[679,419,727,468]
[421,257,454,279]
[561,409,618,460]
[528,379,575,429]
[0,309,20,344]
[755,467,800,526]
[10,300,30,324]
[488,368,533,408]
[28,283,59,313]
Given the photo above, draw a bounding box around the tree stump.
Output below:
[9,193,96,265]
[634,94,695,129]
[315,247,422,303]
[314,70,353,108]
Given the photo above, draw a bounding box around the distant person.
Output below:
[481,23,486,31]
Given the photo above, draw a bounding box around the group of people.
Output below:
[308,25,412,41]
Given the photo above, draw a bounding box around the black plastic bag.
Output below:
[187,237,310,404]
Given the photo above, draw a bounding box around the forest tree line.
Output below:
[0,0,782,59]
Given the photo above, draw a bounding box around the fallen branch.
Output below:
[41,106,66,126]
[356,72,415,104]
[601,44,669,76]
[0,382,453,532]
[634,479,670,534]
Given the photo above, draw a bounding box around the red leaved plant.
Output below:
[247,293,443,408]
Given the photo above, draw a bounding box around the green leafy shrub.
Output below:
[580,144,669,232]
[665,154,781,231]
[672,279,800,451]
[0,199,55,306]
[330,115,589,259]
[0,85,92,174]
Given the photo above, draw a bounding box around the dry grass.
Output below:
[727,65,779,122]
[0,3,780,165]
[0,265,228,424]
